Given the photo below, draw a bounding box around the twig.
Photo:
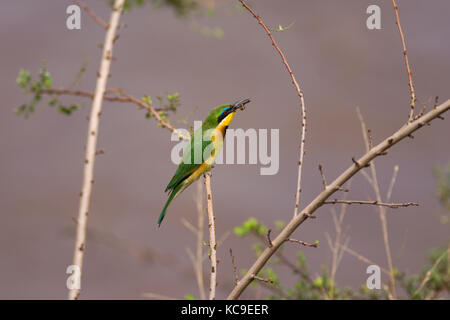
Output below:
[267,229,273,247]
[194,181,206,300]
[341,245,390,276]
[204,173,217,300]
[229,248,239,286]
[324,199,418,209]
[285,238,318,248]
[386,165,399,201]
[40,88,188,140]
[391,0,416,122]
[238,0,307,218]
[251,274,274,284]
[328,181,352,298]
[227,99,450,300]
[68,0,125,300]
[73,0,109,29]
[414,250,447,296]
[318,164,327,190]
[357,110,398,299]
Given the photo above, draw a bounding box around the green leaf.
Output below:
[16,69,31,90]
[184,294,195,300]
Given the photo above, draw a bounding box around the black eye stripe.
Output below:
[217,108,231,123]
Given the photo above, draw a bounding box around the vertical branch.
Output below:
[238,1,307,218]
[195,181,206,300]
[391,0,416,122]
[68,0,125,300]
[328,181,352,298]
[204,173,217,300]
[357,110,397,299]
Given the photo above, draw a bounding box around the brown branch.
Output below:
[237,0,308,218]
[267,229,273,247]
[357,110,398,299]
[204,173,217,300]
[73,0,109,29]
[386,165,400,200]
[341,245,390,276]
[414,250,447,296]
[285,238,318,248]
[324,199,418,209]
[68,0,125,301]
[392,0,416,122]
[227,98,450,300]
[251,274,274,284]
[318,164,327,190]
[229,248,239,287]
[41,87,188,140]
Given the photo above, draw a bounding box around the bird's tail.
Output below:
[157,182,184,227]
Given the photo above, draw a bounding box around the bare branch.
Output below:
[237,0,307,218]
[68,0,125,300]
[251,274,274,284]
[227,98,450,300]
[318,164,327,190]
[357,110,398,299]
[324,199,418,209]
[40,87,188,140]
[204,173,217,300]
[229,248,239,287]
[285,238,318,248]
[341,245,390,276]
[73,0,109,29]
[386,165,400,201]
[391,0,416,122]
[194,181,206,300]
[267,229,273,248]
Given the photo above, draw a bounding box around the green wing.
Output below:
[165,129,213,192]
[159,131,213,226]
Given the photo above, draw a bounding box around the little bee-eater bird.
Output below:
[158,98,251,227]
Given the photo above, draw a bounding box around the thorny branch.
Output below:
[357,109,398,299]
[227,98,450,299]
[204,173,217,300]
[73,0,109,29]
[40,87,187,140]
[391,0,416,122]
[323,199,419,209]
[68,0,125,300]
[237,0,308,218]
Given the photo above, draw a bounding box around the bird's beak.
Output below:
[231,98,251,112]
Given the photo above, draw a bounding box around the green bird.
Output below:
[158,98,251,227]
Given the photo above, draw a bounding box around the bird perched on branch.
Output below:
[158,98,251,227]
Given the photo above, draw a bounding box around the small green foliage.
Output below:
[58,104,79,116]
[15,64,56,117]
[265,268,279,285]
[184,294,196,300]
[142,95,153,106]
[233,217,267,237]
[16,69,31,90]
[15,64,82,117]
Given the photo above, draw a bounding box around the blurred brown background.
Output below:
[0,0,449,299]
